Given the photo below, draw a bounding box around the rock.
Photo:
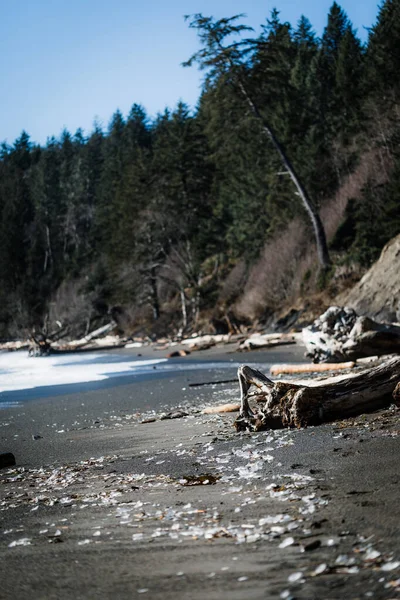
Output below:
[160,410,189,420]
[0,452,16,469]
[166,350,191,358]
[302,539,322,551]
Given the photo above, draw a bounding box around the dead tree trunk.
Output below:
[178,287,188,332]
[235,357,400,431]
[150,266,160,321]
[29,334,52,357]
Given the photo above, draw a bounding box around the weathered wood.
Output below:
[270,362,355,376]
[0,340,30,351]
[202,403,240,414]
[239,333,298,351]
[29,334,52,356]
[29,322,118,356]
[303,306,400,362]
[67,322,116,348]
[234,357,400,431]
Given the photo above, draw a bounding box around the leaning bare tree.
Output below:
[184,14,331,269]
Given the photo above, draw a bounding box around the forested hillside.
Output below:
[1,1,399,339]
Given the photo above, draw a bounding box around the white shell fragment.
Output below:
[312,563,328,576]
[381,562,400,572]
[8,538,32,548]
[279,537,295,549]
[288,572,304,583]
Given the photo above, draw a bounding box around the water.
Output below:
[0,350,271,406]
[0,351,168,393]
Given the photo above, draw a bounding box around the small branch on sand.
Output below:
[189,379,238,388]
[234,356,400,431]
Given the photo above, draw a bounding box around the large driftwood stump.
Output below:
[302,306,400,363]
[234,356,400,431]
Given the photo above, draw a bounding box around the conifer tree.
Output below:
[95,110,126,257]
[335,26,364,134]
[184,13,331,268]
[366,0,400,102]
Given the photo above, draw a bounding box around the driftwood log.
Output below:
[239,333,297,351]
[303,306,400,362]
[270,362,355,375]
[29,321,119,356]
[234,356,400,431]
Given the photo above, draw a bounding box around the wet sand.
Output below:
[1,344,399,599]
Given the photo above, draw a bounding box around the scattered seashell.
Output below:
[288,572,304,583]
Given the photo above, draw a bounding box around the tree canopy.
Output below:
[0,2,399,337]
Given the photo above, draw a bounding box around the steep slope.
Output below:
[337,234,400,323]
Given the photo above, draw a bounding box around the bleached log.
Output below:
[239,333,297,351]
[29,322,120,356]
[0,340,30,351]
[235,356,400,431]
[67,322,116,348]
[202,403,240,414]
[270,362,355,376]
[181,334,231,346]
[303,307,400,362]
[342,316,400,357]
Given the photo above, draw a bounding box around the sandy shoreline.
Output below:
[1,344,399,599]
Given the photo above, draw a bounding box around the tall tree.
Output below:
[184,13,331,268]
[366,0,400,102]
[335,25,364,134]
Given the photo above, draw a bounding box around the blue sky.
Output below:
[0,0,380,145]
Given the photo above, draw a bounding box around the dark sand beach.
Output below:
[1,343,399,599]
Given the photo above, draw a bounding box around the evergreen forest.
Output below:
[1,1,400,339]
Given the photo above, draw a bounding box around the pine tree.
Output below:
[184,13,331,268]
[95,110,126,256]
[366,0,400,102]
[335,26,364,135]
[0,132,34,285]
[83,122,105,260]
[313,2,351,123]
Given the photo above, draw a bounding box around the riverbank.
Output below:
[1,344,399,599]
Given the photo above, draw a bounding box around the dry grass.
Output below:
[235,218,309,320]
[48,278,97,337]
[233,148,392,322]
[218,259,247,306]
